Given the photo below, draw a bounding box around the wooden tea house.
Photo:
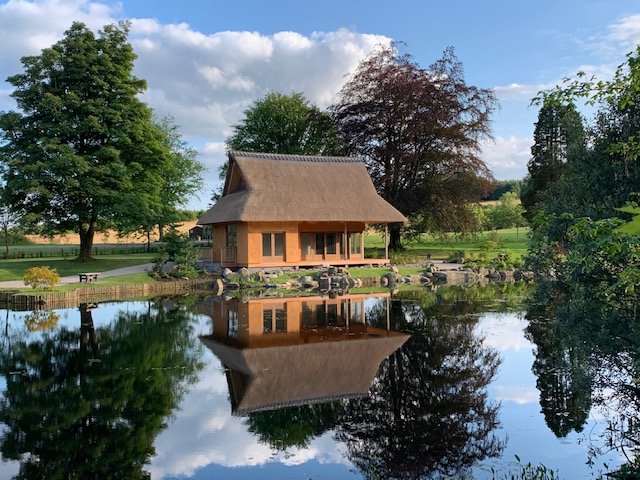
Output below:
[197,151,406,268]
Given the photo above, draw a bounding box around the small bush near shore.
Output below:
[23,266,60,290]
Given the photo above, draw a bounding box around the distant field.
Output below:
[21,221,198,245]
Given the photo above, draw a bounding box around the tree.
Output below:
[227,92,343,155]
[212,92,344,201]
[484,192,527,231]
[119,116,205,249]
[521,99,585,220]
[331,44,498,249]
[0,22,191,261]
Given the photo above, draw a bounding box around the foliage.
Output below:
[483,179,524,201]
[491,455,560,480]
[521,99,585,221]
[246,402,342,451]
[155,228,200,278]
[118,116,205,248]
[0,22,194,262]
[227,92,343,155]
[483,192,527,230]
[213,92,344,201]
[22,266,60,290]
[331,43,498,249]
[525,46,640,276]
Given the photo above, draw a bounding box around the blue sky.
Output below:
[0,0,639,209]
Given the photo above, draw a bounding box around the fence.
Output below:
[0,279,212,311]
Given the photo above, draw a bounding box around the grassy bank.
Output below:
[365,227,529,262]
[0,254,155,282]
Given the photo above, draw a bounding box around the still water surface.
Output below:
[0,286,626,478]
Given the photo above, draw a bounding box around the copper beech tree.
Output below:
[331,44,498,249]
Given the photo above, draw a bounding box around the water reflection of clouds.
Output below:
[148,355,351,479]
[476,313,539,406]
[477,313,532,352]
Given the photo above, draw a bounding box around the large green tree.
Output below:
[520,99,585,221]
[119,116,205,249]
[212,92,343,202]
[226,92,343,155]
[0,22,195,261]
[331,44,498,249]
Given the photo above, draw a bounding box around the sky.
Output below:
[0,0,639,210]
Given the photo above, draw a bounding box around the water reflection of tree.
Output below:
[335,298,504,479]
[246,402,343,451]
[0,300,205,479]
[526,280,640,475]
[525,309,592,438]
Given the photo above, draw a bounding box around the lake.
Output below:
[0,284,628,479]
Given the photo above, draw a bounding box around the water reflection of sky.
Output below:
[0,303,627,479]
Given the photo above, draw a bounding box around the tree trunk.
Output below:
[78,218,97,262]
[389,224,404,251]
[3,224,8,257]
[158,224,164,242]
[146,230,151,253]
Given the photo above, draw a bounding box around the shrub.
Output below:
[23,266,60,290]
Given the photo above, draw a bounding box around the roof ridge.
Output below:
[229,150,364,164]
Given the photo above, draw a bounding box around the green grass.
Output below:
[0,254,155,282]
[364,228,529,261]
[15,273,158,293]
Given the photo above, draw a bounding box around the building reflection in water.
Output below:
[197,293,409,415]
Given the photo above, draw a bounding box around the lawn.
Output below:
[0,254,156,282]
[364,227,529,262]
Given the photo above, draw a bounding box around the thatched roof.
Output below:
[198,151,407,225]
[200,332,409,414]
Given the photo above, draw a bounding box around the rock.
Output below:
[226,282,240,290]
[300,275,314,287]
[212,278,224,294]
[222,268,234,280]
[380,276,389,287]
[161,261,178,273]
[390,265,399,274]
[239,267,251,278]
[403,277,412,284]
[420,276,432,286]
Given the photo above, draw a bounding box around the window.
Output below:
[301,232,344,257]
[227,305,238,338]
[262,232,285,258]
[301,233,312,256]
[226,224,237,247]
[262,233,272,257]
[315,233,324,255]
[263,309,273,333]
[350,232,362,255]
[326,233,336,255]
[263,306,287,333]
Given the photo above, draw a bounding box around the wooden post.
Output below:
[384,223,389,261]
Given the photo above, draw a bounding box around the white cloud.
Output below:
[493,385,539,404]
[480,135,532,180]
[607,14,640,51]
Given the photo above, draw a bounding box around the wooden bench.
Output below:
[79,273,99,283]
